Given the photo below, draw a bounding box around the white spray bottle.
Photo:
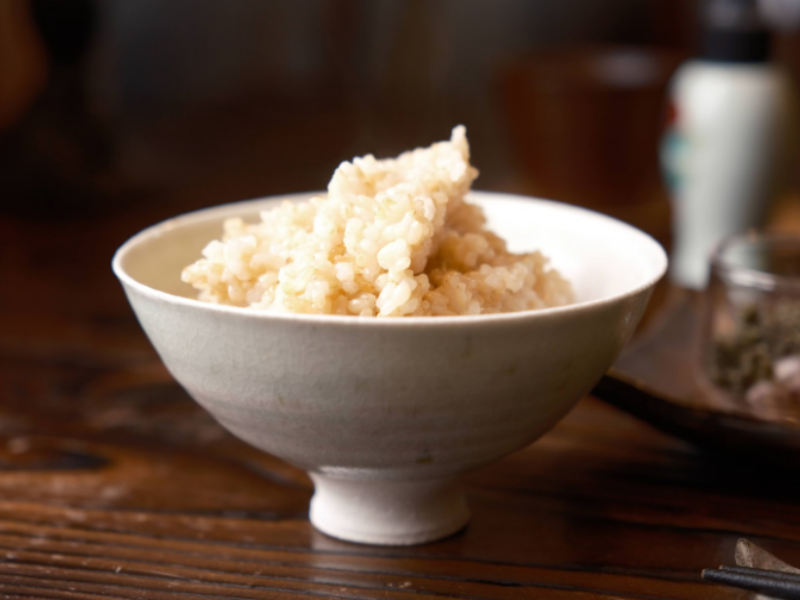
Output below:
[661,0,798,289]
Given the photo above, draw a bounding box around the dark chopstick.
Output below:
[703,567,800,600]
[720,566,800,584]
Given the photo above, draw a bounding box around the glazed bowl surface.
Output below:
[113,191,667,545]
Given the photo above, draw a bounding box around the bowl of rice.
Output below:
[113,127,667,545]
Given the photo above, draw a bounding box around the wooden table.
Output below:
[2,142,800,600]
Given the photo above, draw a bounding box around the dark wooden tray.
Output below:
[592,290,800,466]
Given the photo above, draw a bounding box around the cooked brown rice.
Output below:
[182,127,573,316]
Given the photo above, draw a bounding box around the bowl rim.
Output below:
[112,190,668,327]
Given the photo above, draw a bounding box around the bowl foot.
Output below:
[308,473,470,546]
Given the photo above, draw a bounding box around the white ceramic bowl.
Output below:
[113,191,667,546]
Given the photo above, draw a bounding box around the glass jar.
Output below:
[701,233,800,423]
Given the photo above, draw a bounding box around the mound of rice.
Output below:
[181,127,573,317]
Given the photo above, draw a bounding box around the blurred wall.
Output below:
[96,0,686,115]
[84,0,693,195]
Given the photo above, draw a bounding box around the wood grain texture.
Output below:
[2,329,799,600]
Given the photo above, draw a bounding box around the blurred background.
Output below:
[2,0,800,353]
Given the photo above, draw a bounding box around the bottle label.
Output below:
[660,100,688,193]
